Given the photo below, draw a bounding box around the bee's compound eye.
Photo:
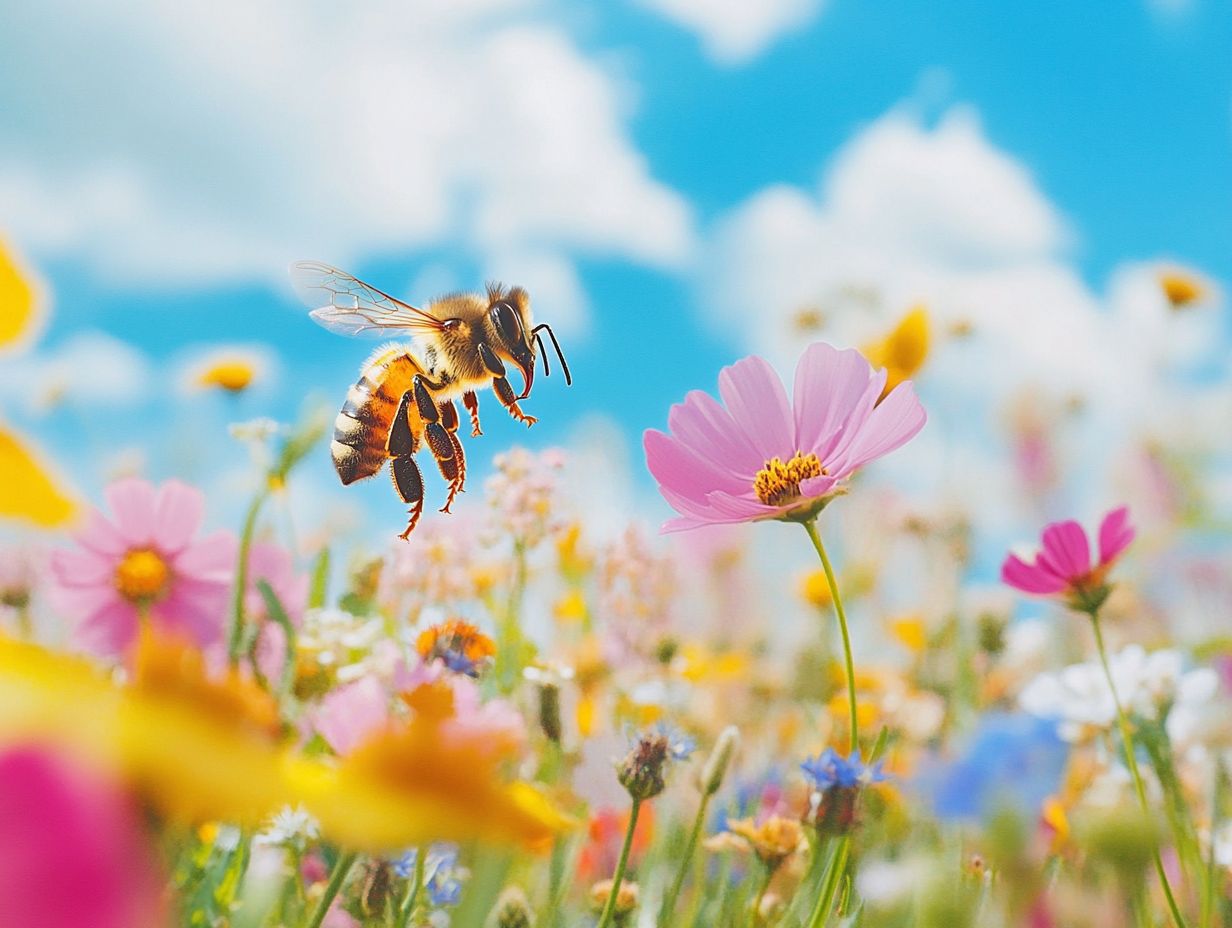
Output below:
[490,300,523,346]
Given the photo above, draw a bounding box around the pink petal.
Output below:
[644,430,749,504]
[816,367,889,466]
[827,381,927,478]
[703,490,774,520]
[74,511,129,558]
[793,344,877,460]
[152,580,228,649]
[1097,506,1135,567]
[74,600,140,657]
[48,580,121,624]
[1001,554,1068,595]
[797,473,842,500]
[103,479,158,547]
[172,531,237,578]
[717,356,795,460]
[311,678,390,756]
[667,390,763,478]
[151,481,205,555]
[1039,520,1091,581]
[50,547,116,589]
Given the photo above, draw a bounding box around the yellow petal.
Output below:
[862,306,930,397]
[0,238,46,353]
[0,425,77,527]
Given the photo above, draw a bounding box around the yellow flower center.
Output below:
[753,451,824,506]
[199,360,255,393]
[114,548,170,603]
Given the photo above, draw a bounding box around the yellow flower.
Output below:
[556,522,593,579]
[185,347,270,395]
[862,306,930,398]
[800,569,832,608]
[0,237,46,353]
[677,643,749,683]
[291,682,569,852]
[0,425,77,527]
[0,631,287,825]
[553,589,588,625]
[889,614,928,653]
[725,816,806,868]
[1158,268,1205,309]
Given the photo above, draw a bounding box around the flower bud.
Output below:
[488,886,534,928]
[537,682,562,744]
[617,727,693,801]
[701,726,739,796]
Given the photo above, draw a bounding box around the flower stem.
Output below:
[596,798,642,928]
[306,851,356,928]
[396,847,426,928]
[228,488,268,668]
[805,835,850,928]
[661,793,711,922]
[1089,611,1187,928]
[750,863,774,923]
[802,520,858,754]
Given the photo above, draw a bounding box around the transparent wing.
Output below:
[290,260,445,337]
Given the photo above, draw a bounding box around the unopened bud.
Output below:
[537,682,562,744]
[488,886,534,928]
[702,726,739,796]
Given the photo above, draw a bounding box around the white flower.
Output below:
[258,805,320,849]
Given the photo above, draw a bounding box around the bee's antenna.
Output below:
[535,331,551,378]
[532,324,572,386]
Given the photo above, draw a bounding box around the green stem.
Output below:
[228,488,268,667]
[596,798,642,928]
[306,851,356,928]
[750,863,775,924]
[1089,612,1187,928]
[662,793,712,922]
[1200,759,1224,928]
[396,847,426,928]
[802,521,859,754]
[806,836,850,928]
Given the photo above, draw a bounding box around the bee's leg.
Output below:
[388,391,425,540]
[438,400,467,504]
[391,454,425,541]
[493,376,538,427]
[425,422,462,514]
[462,390,483,437]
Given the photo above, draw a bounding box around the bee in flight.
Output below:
[291,261,571,540]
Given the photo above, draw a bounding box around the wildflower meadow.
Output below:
[2,4,1231,927]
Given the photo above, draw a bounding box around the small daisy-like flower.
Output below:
[416,618,496,676]
[184,346,271,395]
[589,879,639,917]
[259,804,320,849]
[800,747,887,836]
[49,478,235,656]
[1000,506,1134,615]
[644,342,926,532]
[617,725,695,801]
[724,815,806,870]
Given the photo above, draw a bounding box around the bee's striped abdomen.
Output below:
[331,347,424,486]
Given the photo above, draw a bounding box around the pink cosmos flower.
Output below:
[644,343,926,532]
[0,747,164,928]
[247,542,310,683]
[49,478,235,656]
[1001,507,1135,607]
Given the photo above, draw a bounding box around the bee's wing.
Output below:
[290,260,446,337]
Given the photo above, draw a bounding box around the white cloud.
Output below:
[0,331,153,413]
[0,0,693,312]
[634,0,826,64]
[700,102,1229,541]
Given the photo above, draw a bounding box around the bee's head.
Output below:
[485,283,572,399]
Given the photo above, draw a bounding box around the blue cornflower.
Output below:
[392,843,465,908]
[800,748,887,792]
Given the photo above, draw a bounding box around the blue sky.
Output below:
[2,0,1230,552]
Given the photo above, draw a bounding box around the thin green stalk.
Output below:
[396,847,426,928]
[802,520,858,753]
[805,836,850,928]
[1200,760,1224,928]
[596,798,642,928]
[228,488,268,667]
[1089,612,1187,928]
[306,851,356,928]
[662,794,712,922]
[750,864,774,924]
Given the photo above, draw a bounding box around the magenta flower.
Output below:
[0,747,164,928]
[1001,506,1135,611]
[49,478,235,656]
[644,342,926,532]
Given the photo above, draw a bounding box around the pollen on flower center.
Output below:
[753,452,824,507]
[114,548,170,603]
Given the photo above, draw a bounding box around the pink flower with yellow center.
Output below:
[49,478,235,656]
[1000,507,1135,613]
[644,342,926,532]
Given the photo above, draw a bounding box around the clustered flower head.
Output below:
[644,342,926,531]
[617,725,695,801]
[724,815,806,870]
[416,618,496,676]
[484,448,565,548]
[801,748,888,836]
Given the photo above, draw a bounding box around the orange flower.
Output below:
[416,618,496,674]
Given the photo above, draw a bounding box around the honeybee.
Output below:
[291,261,571,539]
